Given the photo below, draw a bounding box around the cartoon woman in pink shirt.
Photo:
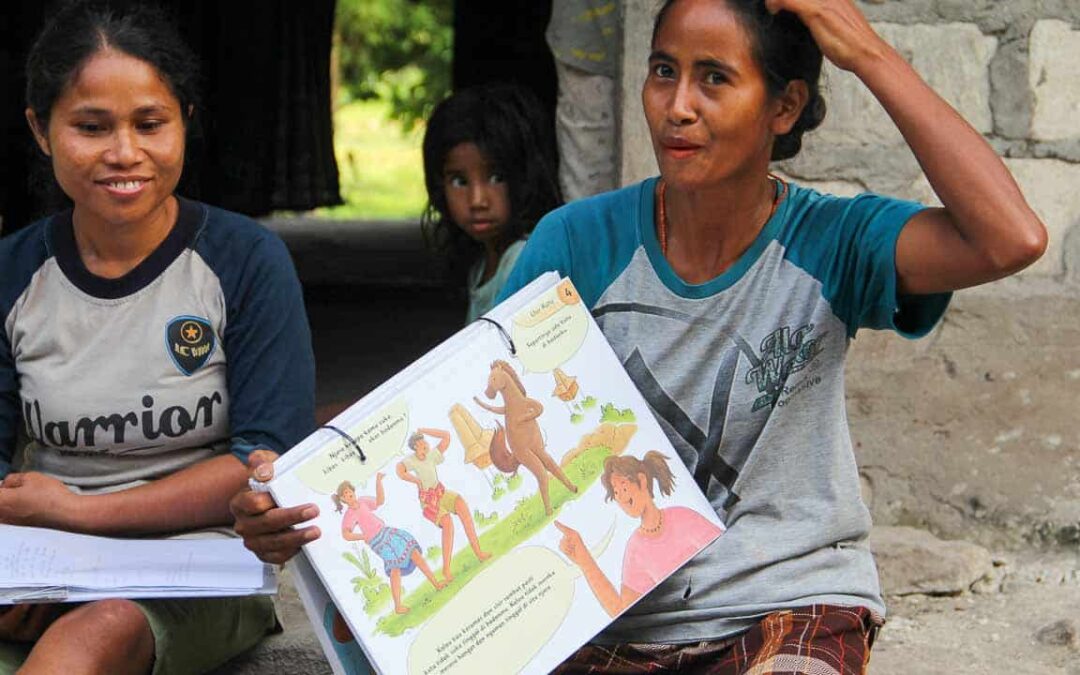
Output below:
[332,473,444,614]
[554,452,724,617]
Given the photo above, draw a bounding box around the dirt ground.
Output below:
[870,551,1079,675]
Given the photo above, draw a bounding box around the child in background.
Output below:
[421,84,563,323]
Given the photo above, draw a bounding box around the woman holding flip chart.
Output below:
[0,3,314,673]
[234,0,1046,672]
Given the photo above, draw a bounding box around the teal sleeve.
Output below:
[496,211,575,304]
[787,191,951,339]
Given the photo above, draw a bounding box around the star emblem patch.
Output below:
[166,315,215,375]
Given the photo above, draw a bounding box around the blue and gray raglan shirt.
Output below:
[497,178,951,644]
[0,198,315,488]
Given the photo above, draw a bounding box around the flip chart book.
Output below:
[269,273,725,675]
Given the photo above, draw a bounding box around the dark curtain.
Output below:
[0,0,341,236]
[452,0,556,112]
[0,2,50,235]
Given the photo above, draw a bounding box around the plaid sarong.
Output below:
[418,482,447,523]
[553,604,882,674]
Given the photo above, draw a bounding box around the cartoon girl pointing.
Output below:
[555,452,723,617]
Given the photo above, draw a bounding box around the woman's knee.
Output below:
[53,599,152,650]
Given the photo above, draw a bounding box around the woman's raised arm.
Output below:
[769,0,1047,294]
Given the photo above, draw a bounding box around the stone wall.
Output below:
[616,1,1080,550]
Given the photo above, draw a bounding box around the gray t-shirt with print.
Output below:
[498,178,950,643]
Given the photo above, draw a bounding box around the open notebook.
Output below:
[0,524,275,604]
[269,273,725,675]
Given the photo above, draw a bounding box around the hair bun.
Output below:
[773,91,826,161]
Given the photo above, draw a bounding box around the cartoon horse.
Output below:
[474,360,578,515]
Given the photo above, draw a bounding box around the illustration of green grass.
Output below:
[507,473,523,491]
[344,548,391,615]
[581,396,597,410]
[600,403,636,424]
[473,509,499,528]
[373,445,612,637]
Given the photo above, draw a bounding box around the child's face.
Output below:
[442,142,510,247]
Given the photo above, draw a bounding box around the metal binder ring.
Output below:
[319,424,367,462]
[474,316,517,355]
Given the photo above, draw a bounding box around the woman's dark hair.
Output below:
[24,1,201,210]
[26,1,200,131]
[652,0,826,161]
[421,83,562,279]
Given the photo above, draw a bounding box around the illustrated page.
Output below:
[271,274,725,675]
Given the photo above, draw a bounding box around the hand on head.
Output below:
[762,0,884,73]
[230,449,320,565]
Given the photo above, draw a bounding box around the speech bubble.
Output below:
[511,279,589,374]
[404,519,616,675]
[406,546,576,675]
[295,399,410,493]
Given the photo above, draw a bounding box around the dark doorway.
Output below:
[452,0,557,113]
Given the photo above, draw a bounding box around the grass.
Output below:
[600,403,636,424]
[314,99,428,220]
[373,445,613,637]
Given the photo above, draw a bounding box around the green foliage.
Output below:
[581,396,598,410]
[492,486,506,501]
[336,0,452,130]
[473,509,499,528]
[574,446,610,481]
[343,548,377,581]
[507,473,523,491]
[361,582,391,615]
[315,100,426,220]
[345,547,391,615]
[570,413,585,424]
[425,546,442,561]
[493,473,506,486]
[600,403,637,424]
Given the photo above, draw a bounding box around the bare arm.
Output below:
[374,473,386,508]
[769,0,1047,294]
[2,454,249,536]
[342,528,365,542]
[396,461,421,486]
[554,521,641,617]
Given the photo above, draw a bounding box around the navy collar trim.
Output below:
[50,197,201,300]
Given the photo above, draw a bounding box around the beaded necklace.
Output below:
[639,509,664,535]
